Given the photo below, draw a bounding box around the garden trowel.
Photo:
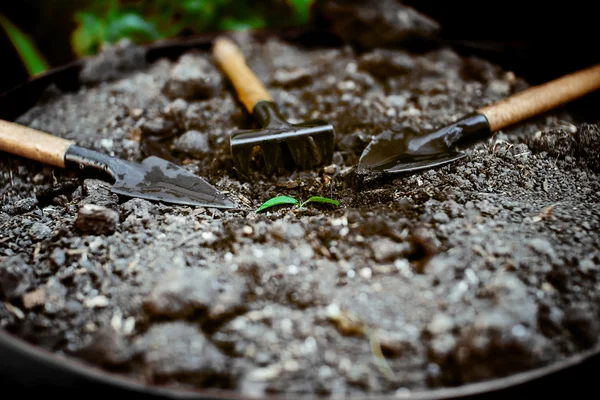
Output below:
[0,119,236,208]
[358,63,600,173]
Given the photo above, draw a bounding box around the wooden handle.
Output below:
[478,64,600,132]
[0,119,74,168]
[212,36,272,113]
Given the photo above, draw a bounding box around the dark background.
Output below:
[402,0,599,82]
[0,0,85,92]
[2,0,600,94]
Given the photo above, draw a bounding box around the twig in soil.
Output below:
[366,327,397,381]
[170,231,205,250]
[532,203,559,222]
[66,248,88,255]
[327,304,397,381]
[5,303,24,319]
[555,119,578,133]
[32,242,41,261]
[488,132,499,152]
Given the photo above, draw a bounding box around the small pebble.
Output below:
[433,211,450,224]
[359,267,372,279]
[173,130,210,155]
[28,222,52,241]
[163,53,221,100]
[84,295,109,308]
[76,204,119,235]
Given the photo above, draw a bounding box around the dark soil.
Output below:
[1,26,600,398]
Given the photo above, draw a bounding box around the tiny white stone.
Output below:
[287,264,298,275]
[465,268,479,285]
[512,324,527,337]
[326,303,341,319]
[341,93,352,102]
[231,317,248,330]
[283,359,299,372]
[280,318,293,334]
[84,295,109,308]
[345,62,357,74]
[359,267,372,279]
[248,364,282,381]
[123,317,136,335]
[100,138,114,150]
[304,336,317,353]
[253,248,264,258]
[337,80,356,91]
[110,309,122,331]
[395,387,412,398]
[318,365,333,379]
[331,217,348,226]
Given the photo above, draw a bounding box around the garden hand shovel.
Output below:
[0,119,236,208]
[358,63,600,173]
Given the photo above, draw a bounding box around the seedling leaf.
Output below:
[72,12,105,57]
[300,196,340,208]
[256,196,299,213]
[104,13,161,44]
[0,13,49,76]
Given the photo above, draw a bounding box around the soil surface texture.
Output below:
[1,28,600,398]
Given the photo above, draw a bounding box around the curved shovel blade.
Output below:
[358,128,466,174]
[380,151,466,173]
[110,156,236,208]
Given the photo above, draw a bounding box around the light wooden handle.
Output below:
[212,36,272,113]
[0,119,74,168]
[478,64,600,132]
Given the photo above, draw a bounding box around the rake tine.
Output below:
[232,142,253,179]
[286,136,310,170]
[261,141,284,177]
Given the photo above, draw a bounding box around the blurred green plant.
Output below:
[71,0,313,57]
[0,12,50,76]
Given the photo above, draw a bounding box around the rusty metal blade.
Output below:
[110,156,236,208]
[358,126,465,173]
[64,146,236,209]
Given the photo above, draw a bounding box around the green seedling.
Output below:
[255,195,299,213]
[300,196,341,208]
[256,195,340,213]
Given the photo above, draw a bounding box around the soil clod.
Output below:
[75,204,119,235]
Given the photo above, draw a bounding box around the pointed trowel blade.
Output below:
[110,156,236,209]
